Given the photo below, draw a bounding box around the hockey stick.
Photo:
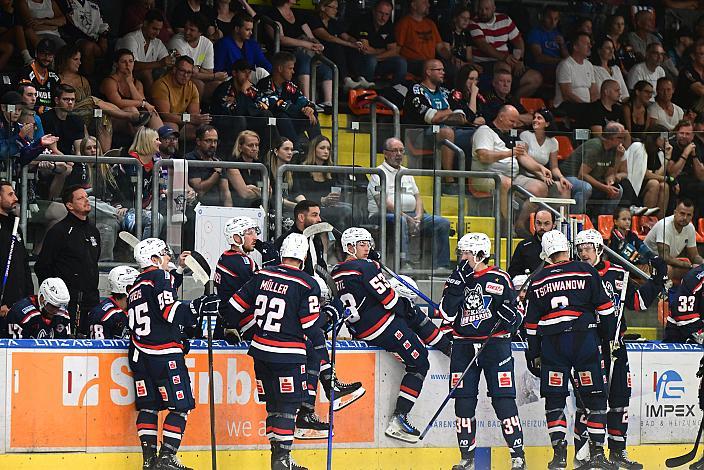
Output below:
[419,321,502,440]
[303,222,334,238]
[666,417,704,467]
[607,271,629,397]
[0,216,20,307]
[118,231,140,248]
[183,252,217,470]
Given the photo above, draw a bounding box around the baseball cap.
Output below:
[1,91,24,106]
[158,125,180,139]
[232,59,253,72]
[36,38,57,55]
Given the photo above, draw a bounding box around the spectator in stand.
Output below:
[649,77,684,130]
[168,15,228,102]
[468,0,542,97]
[638,125,672,216]
[214,13,271,83]
[120,0,174,44]
[665,29,693,80]
[626,9,661,62]
[257,52,321,150]
[41,84,86,156]
[0,0,32,66]
[520,108,572,199]
[169,0,220,41]
[558,122,629,215]
[439,6,474,73]
[35,184,100,334]
[471,105,552,233]
[266,0,332,107]
[608,206,653,265]
[481,68,532,126]
[448,64,486,126]
[367,137,451,270]
[402,59,473,192]
[554,32,597,116]
[152,56,212,139]
[16,38,60,112]
[115,9,175,94]
[623,80,653,139]
[592,37,629,103]
[230,130,264,207]
[61,0,110,75]
[667,119,704,219]
[16,0,65,50]
[579,80,625,135]
[525,5,568,84]
[394,0,450,78]
[572,17,592,36]
[626,42,666,98]
[215,0,257,37]
[211,59,277,152]
[99,49,164,135]
[266,136,298,219]
[604,14,637,71]
[347,0,407,86]
[17,83,44,138]
[674,39,704,113]
[644,198,703,286]
[507,208,555,277]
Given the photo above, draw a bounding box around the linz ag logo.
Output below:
[645,370,695,418]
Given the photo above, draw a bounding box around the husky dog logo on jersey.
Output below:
[602,280,621,308]
[460,284,493,328]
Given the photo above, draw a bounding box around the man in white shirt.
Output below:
[554,32,597,113]
[367,137,450,269]
[167,15,228,101]
[648,77,684,130]
[627,42,666,99]
[116,9,175,92]
[644,198,703,282]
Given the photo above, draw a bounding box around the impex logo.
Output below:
[653,370,685,401]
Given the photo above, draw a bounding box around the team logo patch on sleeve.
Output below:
[498,372,513,387]
[549,371,563,387]
[394,330,403,340]
[256,379,264,395]
[176,390,184,400]
[136,380,147,397]
[300,365,306,374]
[279,377,294,393]
[172,375,181,385]
[451,372,463,388]
[403,340,411,350]
[411,350,420,359]
[485,282,505,295]
[158,386,168,401]
[627,373,632,388]
[168,361,177,370]
[578,371,593,386]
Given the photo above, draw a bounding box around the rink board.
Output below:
[0,339,701,456]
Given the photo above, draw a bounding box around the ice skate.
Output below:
[575,445,618,470]
[511,455,527,469]
[155,452,193,470]
[548,440,567,469]
[272,453,308,470]
[691,455,704,470]
[294,410,330,440]
[326,377,366,411]
[142,456,157,470]
[451,456,475,470]
[385,413,420,443]
[609,449,643,469]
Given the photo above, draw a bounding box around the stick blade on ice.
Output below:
[665,418,703,467]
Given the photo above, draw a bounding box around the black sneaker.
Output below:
[327,378,366,411]
[155,453,193,470]
[548,440,568,469]
[609,449,643,469]
[294,410,330,440]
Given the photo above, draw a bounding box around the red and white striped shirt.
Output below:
[468,13,520,63]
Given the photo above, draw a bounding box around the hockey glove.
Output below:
[497,301,523,334]
[255,239,280,267]
[693,330,704,345]
[368,250,381,262]
[650,256,668,286]
[526,355,541,378]
[457,259,474,284]
[191,294,221,318]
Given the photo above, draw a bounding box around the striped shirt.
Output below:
[468,13,520,63]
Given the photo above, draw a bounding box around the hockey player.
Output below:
[87,266,139,339]
[439,233,526,470]
[525,230,617,470]
[6,277,71,339]
[331,227,431,443]
[573,229,668,469]
[230,233,321,470]
[128,238,219,470]
[663,262,704,344]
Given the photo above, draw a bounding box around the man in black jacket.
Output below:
[0,181,33,337]
[35,185,100,335]
[274,200,326,274]
[508,209,556,278]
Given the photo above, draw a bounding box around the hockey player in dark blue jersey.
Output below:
[230,233,321,470]
[574,229,668,469]
[128,238,218,470]
[7,277,71,339]
[331,227,433,444]
[439,233,526,470]
[87,266,139,339]
[663,263,704,344]
[525,230,617,470]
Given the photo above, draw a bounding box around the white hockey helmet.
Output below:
[388,275,418,301]
[541,230,570,259]
[223,216,260,246]
[108,265,139,294]
[575,229,604,260]
[38,277,70,310]
[457,232,491,262]
[280,233,309,263]
[340,227,374,253]
[134,238,171,269]
[512,274,529,291]
[313,275,331,304]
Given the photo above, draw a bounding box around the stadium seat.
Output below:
[347,89,396,116]
[697,219,704,243]
[598,215,613,240]
[404,128,434,164]
[631,216,658,240]
[555,135,574,161]
[519,97,546,114]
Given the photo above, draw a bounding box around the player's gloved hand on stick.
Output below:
[191,294,220,318]
[368,250,381,262]
[456,259,474,282]
[497,301,522,333]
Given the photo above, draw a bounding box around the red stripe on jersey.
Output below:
[217,263,238,278]
[253,335,305,349]
[586,421,605,429]
[20,310,41,324]
[608,429,624,436]
[137,423,158,430]
[300,313,319,326]
[548,420,567,427]
[239,313,254,327]
[423,328,439,344]
[101,307,124,322]
[381,289,396,306]
[524,322,538,330]
[597,301,614,312]
[452,330,509,340]
[692,278,704,295]
[259,269,311,289]
[163,423,182,433]
[232,293,250,309]
[162,304,174,321]
[672,313,699,321]
[132,337,184,351]
[332,269,362,279]
[531,271,592,287]
[542,310,582,320]
[399,385,419,397]
[266,426,294,435]
[357,311,393,338]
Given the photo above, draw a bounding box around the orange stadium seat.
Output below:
[631,216,658,240]
[347,89,396,116]
[555,135,574,161]
[598,214,614,240]
[520,97,546,114]
[697,219,704,243]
